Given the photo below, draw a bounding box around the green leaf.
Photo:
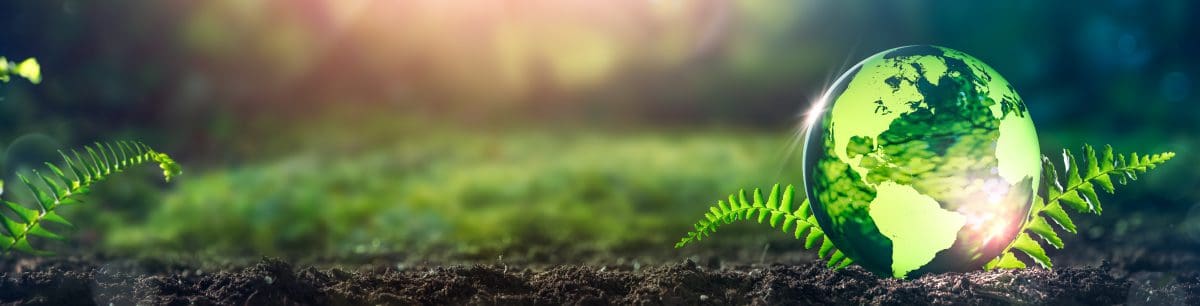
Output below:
[1091,171,1115,194]
[985,251,1026,270]
[43,163,73,193]
[766,184,780,210]
[1077,182,1102,214]
[96,143,114,175]
[1040,201,1076,233]
[793,219,813,239]
[134,142,149,163]
[1011,232,1051,269]
[26,224,63,241]
[780,215,797,233]
[1041,156,1063,200]
[35,170,66,202]
[116,142,132,169]
[1121,153,1139,180]
[40,211,73,228]
[104,142,122,171]
[1,216,26,237]
[796,198,811,218]
[18,173,53,211]
[1058,191,1089,213]
[818,236,834,259]
[753,188,764,207]
[9,237,37,254]
[61,150,89,186]
[1063,149,1083,188]
[1091,146,1116,193]
[1083,144,1101,181]
[737,190,751,219]
[1027,216,1063,249]
[769,211,784,228]
[3,201,37,223]
[85,146,105,177]
[0,235,12,250]
[827,250,845,268]
[1100,145,1115,172]
[835,257,853,269]
[805,229,822,249]
[779,185,795,212]
[79,149,101,180]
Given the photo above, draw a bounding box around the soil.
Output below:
[0,255,1196,305]
[2,210,1198,305]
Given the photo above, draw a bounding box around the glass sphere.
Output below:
[801,45,1041,278]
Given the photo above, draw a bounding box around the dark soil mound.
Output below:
[2,256,1197,305]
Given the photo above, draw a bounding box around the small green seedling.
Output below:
[676,145,1173,271]
[0,141,181,255]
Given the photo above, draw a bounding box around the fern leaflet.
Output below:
[985,145,1174,270]
[0,141,180,255]
[676,184,852,269]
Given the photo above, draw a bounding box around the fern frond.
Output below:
[0,141,180,255]
[986,145,1174,270]
[676,184,852,268]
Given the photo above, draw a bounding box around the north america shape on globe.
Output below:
[801,45,1041,278]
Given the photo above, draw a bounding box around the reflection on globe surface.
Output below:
[801,45,1041,278]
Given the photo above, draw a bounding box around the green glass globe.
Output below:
[801,45,1041,278]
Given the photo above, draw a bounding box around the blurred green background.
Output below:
[0,0,1196,262]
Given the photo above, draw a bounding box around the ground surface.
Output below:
[5,173,1199,306]
[3,211,1200,305]
[1,253,1197,305]
[3,208,1198,305]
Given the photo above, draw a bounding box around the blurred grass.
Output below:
[100,119,811,260]
[79,114,1197,262]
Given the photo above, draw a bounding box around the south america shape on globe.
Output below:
[801,45,1042,278]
